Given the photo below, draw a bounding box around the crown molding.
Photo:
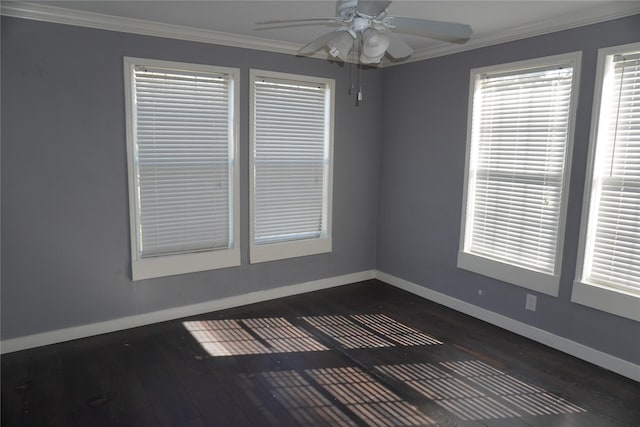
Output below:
[0,1,323,58]
[393,2,640,66]
[2,1,638,68]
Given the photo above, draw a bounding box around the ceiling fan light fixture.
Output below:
[287,0,472,68]
[360,28,390,64]
[327,30,356,62]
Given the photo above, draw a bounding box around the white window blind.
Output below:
[582,51,640,295]
[132,65,234,257]
[465,65,574,273]
[251,72,333,261]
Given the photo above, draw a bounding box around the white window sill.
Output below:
[457,251,560,297]
[572,280,640,322]
[250,237,331,264]
[132,247,240,280]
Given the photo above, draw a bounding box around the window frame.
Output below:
[249,69,335,264]
[457,52,582,296]
[572,42,640,321]
[124,57,240,280]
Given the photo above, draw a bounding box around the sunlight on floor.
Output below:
[183,313,587,424]
[300,315,393,349]
[306,367,436,426]
[260,370,357,426]
[300,314,442,349]
[351,314,443,346]
[376,360,586,421]
[184,313,442,356]
[182,317,327,356]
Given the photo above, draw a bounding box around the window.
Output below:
[458,53,581,296]
[573,43,640,321]
[124,57,240,280]
[250,70,334,263]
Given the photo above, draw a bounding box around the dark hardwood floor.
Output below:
[2,280,639,427]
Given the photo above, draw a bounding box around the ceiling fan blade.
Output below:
[384,31,413,59]
[385,16,472,44]
[298,31,345,56]
[256,18,338,25]
[357,0,391,18]
[256,22,343,31]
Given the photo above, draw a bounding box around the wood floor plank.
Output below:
[126,338,200,427]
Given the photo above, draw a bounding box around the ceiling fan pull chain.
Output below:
[348,51,354,95]
[356,63,362,105]
[355,35,362,105]
[349,63,353,95]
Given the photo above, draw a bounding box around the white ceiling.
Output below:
[8,1,640,63]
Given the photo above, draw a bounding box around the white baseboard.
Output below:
[4,268,637,383]
[375,270,640,383]
[0,270,376,354]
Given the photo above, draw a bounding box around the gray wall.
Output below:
[378,15,640,364]
[1,17,383,339]
[2,13,639,366]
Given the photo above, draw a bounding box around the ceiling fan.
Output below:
[256,0,473,65]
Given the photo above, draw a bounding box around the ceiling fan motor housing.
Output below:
[336,0,358,20]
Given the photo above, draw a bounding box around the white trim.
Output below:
[0,270,376,354]
[385,3,640,66]
[572,281,640,323]
[457,52,582,297]
[124,57,241,280]
[2,268,636,382]
[375,270,640,383]
[0,1,328,59]
[457,252,560,297]
[251,237,333,264]
[2,2,638,67]
[572,41,640,320]
[249,69,335,264]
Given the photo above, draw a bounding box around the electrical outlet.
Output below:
[525,294,537,312]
